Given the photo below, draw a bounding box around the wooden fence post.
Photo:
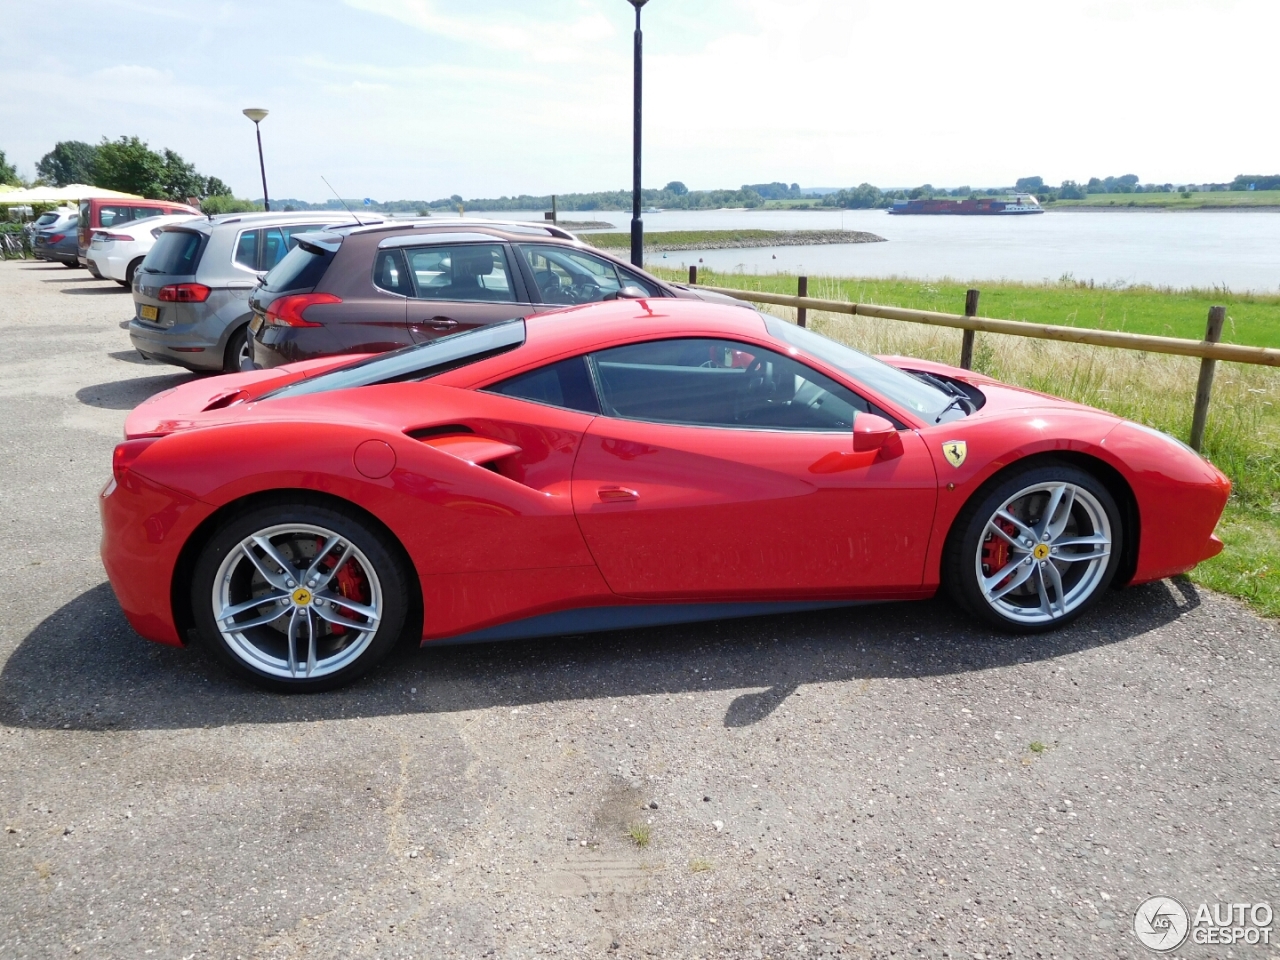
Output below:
[960,288,979,369]
[688,265,697,285]
[797,276,808,328]
[1189,305,1227,452]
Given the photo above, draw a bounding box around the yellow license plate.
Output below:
[140,305,159,322]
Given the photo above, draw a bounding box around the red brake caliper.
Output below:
[980,517,1018,587]
[317,538,370,635]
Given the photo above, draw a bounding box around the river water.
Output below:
[436,208,1280,293]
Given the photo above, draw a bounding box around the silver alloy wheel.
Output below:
[235,334,252,371]
[211,523,383,679]
[975,481,1112,625]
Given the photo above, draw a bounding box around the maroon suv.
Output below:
[248,220,742,368]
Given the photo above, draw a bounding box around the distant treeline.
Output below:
[269,174,1280,215]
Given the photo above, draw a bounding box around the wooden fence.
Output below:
[685,266,1280,452]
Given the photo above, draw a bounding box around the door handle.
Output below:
[597,485,639,502]
[418,317,458,331]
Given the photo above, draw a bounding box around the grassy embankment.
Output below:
[588,230,882,252]
[756,191,1280,211]
[1050,190,1280,210]
[650,267,1280,616]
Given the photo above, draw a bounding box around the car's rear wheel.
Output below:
[191,503,410,691]
[122,257,143,287]
[945,463,1122,632]
[224,325,251,373]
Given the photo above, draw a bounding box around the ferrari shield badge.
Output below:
[942,440,967,468]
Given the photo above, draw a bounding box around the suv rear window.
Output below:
[142,230,204,276]
[262,242,334,293]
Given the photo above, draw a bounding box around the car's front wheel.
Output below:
[945,463,1123,632]
[191,502,410,691]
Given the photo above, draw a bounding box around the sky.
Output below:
[3,0,1277,202]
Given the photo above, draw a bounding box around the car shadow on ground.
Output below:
[0,578,1201,732]
[108,349,160,365]
[60,285,129,295]
[76,373,197,410]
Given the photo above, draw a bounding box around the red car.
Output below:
[101,300,1229,691]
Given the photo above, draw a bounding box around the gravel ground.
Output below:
[0,259,1276,960]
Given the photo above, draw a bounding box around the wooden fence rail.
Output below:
[688,269,1280,451]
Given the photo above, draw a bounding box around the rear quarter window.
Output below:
[262,242,335,293]
[142,230,204,276]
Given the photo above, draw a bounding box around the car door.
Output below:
[570,337,939,599]
[399,241,530,342]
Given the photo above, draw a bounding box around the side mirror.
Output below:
[853,414,904,459]
[604,285,648,301]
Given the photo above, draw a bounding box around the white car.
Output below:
[87,213,202,287]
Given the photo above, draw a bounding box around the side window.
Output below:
[373,249,411,296]
[616,265,662,297]
[260,228,288,270]
[590,338,872,431]
[403,244,514,302]
[234,230,260,270]
[484,356,600,414]
[518,244,645,304]
[99,205,127,227]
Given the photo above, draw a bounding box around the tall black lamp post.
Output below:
[627,0,648,268]
[242,108,271,212]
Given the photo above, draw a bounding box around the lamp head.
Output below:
[626,0,648,8]
[242,108,269,123]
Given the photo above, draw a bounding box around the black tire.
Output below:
[124,257,143,287]
[943,461,1123,633]
[224,325,251,373]
[190,501,411,692]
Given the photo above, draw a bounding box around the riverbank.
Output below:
[1048,189,1280,210]
[586,229,885,252]
[650,267,1280,616]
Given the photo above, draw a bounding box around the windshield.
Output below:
[264,319,527,400]
[764,316,959,422]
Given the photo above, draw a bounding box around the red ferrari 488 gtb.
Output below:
[101,300,1229,690]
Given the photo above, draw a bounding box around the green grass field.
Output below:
[1050,190,1280,210]
[653,270,1280,347]
[650,267,1280,616]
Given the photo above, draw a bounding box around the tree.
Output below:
[158,148,207,201]
[94,136,166,198]
[0,150,17,185]
[664,180,688,196]
[36,141,99,186]
[1059,180,1086,200]
[204,176,233,198]
[1015,175,1044,192]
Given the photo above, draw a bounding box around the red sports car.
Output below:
[101,300,1230,691]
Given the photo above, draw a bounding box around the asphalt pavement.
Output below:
[1,259,1277,960]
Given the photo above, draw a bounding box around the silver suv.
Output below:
[129,211,381,373]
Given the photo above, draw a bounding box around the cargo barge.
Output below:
[889,193,1044,215]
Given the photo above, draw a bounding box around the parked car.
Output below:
[85,213,201,286]
[129,212,382,373]
[78,197,199,274]
[247,219,745,369]
[102,299,1229,691]
[32,213,80,267]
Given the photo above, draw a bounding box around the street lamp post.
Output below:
[627,0,648,268]
[242,108,271,212]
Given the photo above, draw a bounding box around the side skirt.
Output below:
[425,600,875,646]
